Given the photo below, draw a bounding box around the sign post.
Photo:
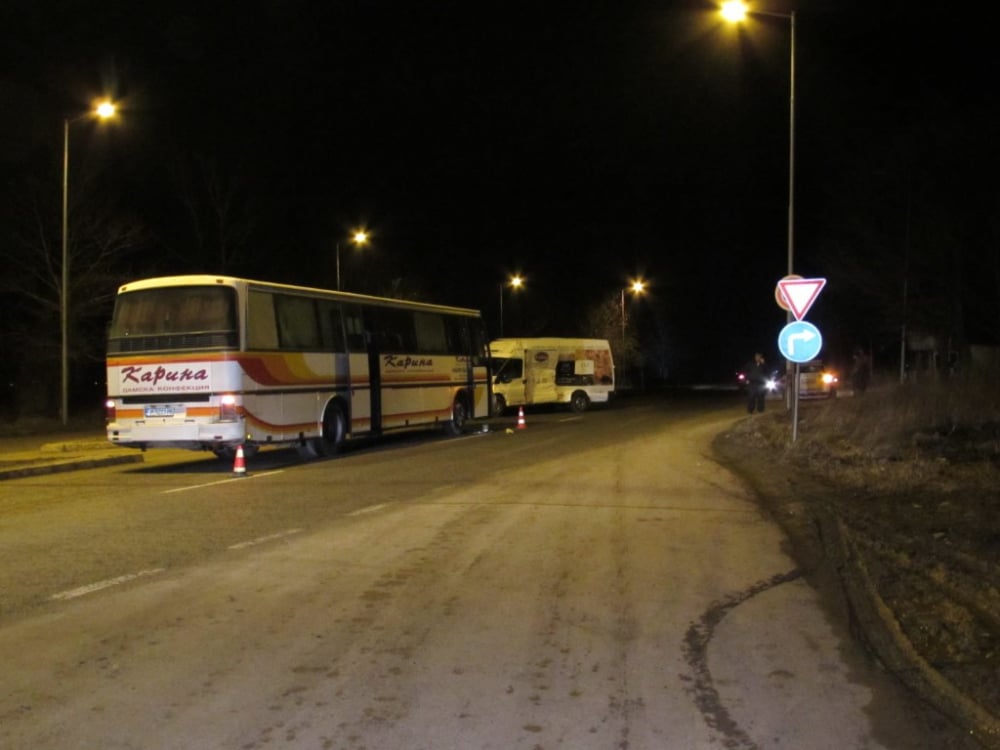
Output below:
[775,276,826,442]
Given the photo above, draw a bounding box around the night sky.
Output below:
[2,0,997,388]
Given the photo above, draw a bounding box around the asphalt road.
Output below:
[0,396,952,749]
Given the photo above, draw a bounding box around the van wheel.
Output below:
[570,391,590,413]
[445,396,469,436]
[492,394,507,416]
[314,403,346,456]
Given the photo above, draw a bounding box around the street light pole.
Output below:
[620,280,646,352]
[336,230,369,291]
[60,118,70,427]
[721,2,795,279]
[721,2,796,407]
[620,288,626,351]
[499,274,523,337]
[61,100,117,426]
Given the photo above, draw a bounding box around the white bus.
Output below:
[105,275,492,458]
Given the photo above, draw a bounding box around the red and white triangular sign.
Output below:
[777,276,826,320]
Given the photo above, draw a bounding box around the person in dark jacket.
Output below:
[744,352,769,414]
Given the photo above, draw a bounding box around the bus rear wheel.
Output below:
[444,395,469,436]
[314,403,346,456]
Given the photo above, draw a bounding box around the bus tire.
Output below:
[444,394,469,436]
[569,390,590,413]
[314,402,346,456]
[492,394,507,416]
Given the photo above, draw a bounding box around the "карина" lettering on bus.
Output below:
[121,365,210,387]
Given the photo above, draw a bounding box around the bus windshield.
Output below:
[107,285,238,352]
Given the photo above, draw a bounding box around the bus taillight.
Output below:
[219,394,239,421]
[104,399,117,422]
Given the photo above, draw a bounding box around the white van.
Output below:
[489,338,615,414]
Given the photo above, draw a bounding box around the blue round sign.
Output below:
[778,321,823,363]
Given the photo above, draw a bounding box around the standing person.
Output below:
[743,352,769,414]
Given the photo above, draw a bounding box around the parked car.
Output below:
[797,360,838,398]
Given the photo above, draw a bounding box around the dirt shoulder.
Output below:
[713,409,1000,750]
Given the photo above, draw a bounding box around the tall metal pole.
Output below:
[60,118,70,426]
[335,242,342,291]
[499,283,504,337]
[787,11,796,281]
[620,288,626,351]
[786,11,798,423]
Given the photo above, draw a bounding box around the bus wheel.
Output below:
[492,394,507,416]
[314,403,346,456]
[570,390,590,413]
[444,395,469,436]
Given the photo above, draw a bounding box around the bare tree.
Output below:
[584,294,644,384]
[0,166,146,415]
[166,153,258,274]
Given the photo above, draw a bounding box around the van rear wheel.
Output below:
[570,390,590,413]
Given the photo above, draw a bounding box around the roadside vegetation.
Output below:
[717,372,1000,749]
[759,374,1000,492]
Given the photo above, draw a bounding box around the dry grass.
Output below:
[751,373,1000,494]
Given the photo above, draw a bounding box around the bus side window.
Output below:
[247,290,279,349]
[414,312,447,354]
[444,316,469,356]
[318,301,346,352]
[469,318,490,365]
[275,294,320,350]
[372,308,415,352]
[343,305,366,352]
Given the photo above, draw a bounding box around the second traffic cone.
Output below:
[232,444,248,476]
[517,406,526,429]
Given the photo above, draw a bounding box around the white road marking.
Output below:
[348,503,391,517]
[162,470,284,494]
[51,568,166,601]
[227,528,303,550]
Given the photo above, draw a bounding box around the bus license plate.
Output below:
[144,404,177,417]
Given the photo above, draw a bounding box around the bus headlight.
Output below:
[105,399,117,422]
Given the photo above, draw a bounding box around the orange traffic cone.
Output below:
[232,444,247,476]
[517,406,526,430]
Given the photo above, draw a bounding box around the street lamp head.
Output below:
[352,230,369,246]
[509,274,524,290]
[95,99,117,119]
[720,1,748,22]
[629,279,646,295]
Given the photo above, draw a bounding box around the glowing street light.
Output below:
[499,274,524,336]
[61,98,117,426]
[620,279,646,349]
[336,229,369,291]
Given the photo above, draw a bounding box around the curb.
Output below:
[817,506,1000,749]
[0,453,144,481]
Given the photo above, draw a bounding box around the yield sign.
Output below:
[777,276,826,320]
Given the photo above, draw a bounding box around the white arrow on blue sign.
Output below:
[778,320,823,363]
